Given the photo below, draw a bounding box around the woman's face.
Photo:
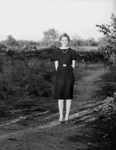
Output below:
[60,37,69,47]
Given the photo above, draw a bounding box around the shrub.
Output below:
[22,70,51,97]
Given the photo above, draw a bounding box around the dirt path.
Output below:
[0,64,108,150]
[72,64,106,110]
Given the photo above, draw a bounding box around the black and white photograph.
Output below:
[0,0,116,149]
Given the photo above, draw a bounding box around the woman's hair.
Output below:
[59,33,70,42]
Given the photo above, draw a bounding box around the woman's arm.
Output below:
[72,60,76,69]
[55,61,58,71]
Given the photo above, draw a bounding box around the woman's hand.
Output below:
[72,60,76,69]
[55,61,58,71]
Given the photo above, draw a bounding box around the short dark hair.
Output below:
[59,33,70,42]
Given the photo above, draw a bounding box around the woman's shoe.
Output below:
[64,120,69,124]
[64,116,69,124]
[59,120,65,124]
[59,121,63,124]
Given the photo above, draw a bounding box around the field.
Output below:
[74,46,98,51]
[0,47,116,149]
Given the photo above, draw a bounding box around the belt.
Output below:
[59,64,72,67]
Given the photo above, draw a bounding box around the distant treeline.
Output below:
[0,28,99,50]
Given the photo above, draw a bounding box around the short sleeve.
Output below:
[51,50,58,62]
[72,49,77,61]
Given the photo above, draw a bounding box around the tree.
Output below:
[96,14,116,52]
[43,28,59,46]
[3,35,18,46]
[96,14,116,63]
[85,38,98,46]
[0,44,7,51]
[71,35,84,47]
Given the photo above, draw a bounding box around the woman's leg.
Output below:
[65,99,72,121]
[58,99,64,121]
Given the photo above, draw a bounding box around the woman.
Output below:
[53,33,77,124]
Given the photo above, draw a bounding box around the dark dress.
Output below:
[53,48,77,99]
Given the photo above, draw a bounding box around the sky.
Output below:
[0,0,115,41]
